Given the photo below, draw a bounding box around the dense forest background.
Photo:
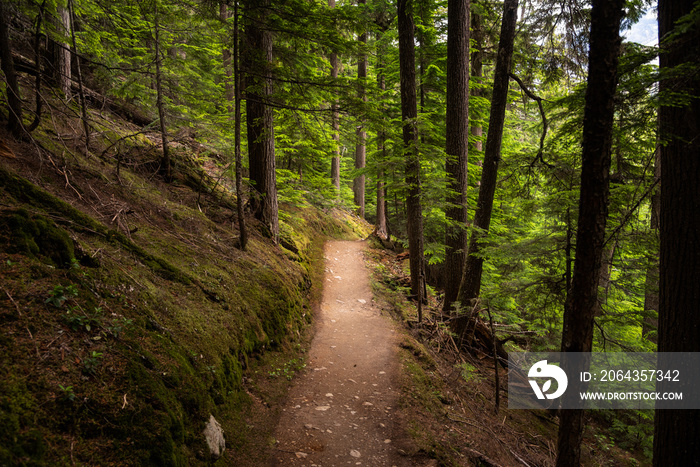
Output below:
[1,0,699,465]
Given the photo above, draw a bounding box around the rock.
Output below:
[315,405,331,411]
[203,415,225,458]
[350,449,361,458]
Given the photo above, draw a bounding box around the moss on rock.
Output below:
[0,209,75,268]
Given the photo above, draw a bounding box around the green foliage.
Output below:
[45,284,79,308]
[62,307,102,332]
[82,351,103,375]
[268,358,307,381]
[456,362,482,383]
[57,385,76,403]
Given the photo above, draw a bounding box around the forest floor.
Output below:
[271,240,428,466]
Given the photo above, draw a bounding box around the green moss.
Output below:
[0,151,368,465]
[0,166,190,283]
[0,209,75,268]
[0,375,45,464]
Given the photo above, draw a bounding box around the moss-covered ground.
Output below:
[0,99,370,465]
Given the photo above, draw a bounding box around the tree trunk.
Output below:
[222,1,248,250]
[642,147,660,341]
[25,4,45,133]
[653,1,700,464]
[376,28,388,240]
[57,5,72,99]
[221,4,234,108]
[68,0,90,152]
[470,8,484,154]
[244,0,279,244]
[556,1,624,465]
[455,0,518,308]
[353,0,367,218]
[329,0,341,194]
[153,1,170,180]
[398,0,425,316]
[442,0,470,312]
[0,0,24,138]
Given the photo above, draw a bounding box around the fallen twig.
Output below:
[3,287,21,316]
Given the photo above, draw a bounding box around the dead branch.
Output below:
[509,73,552,169]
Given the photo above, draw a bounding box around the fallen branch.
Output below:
[465,447,503,467]
[2,287,21,316]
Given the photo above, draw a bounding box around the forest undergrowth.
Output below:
[365,238,652,466]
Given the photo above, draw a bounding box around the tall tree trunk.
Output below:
[455,0,518,308]
[442,0,470,312]
[244,0,279,244]
[353,0,367,218]
[470,8,484,154]
[375,27,388,240]
[329,0,341,193]
[222,1,248,250]
[153,1,170,180]
[57,4,72,99]
[233,1,248,250]
[642,146,660,341]
[0,0,24,138]
[653,1,700,464]
[398,0,425,316]
[556,1,624,465]
[26,4,44,133]
[221,4,234,107]
[68,0,90,152]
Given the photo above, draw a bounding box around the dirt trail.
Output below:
[272,240,412,466]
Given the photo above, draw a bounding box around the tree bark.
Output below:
[470,8,484,154]
[398,0,425,315]
[0,0,24,138]
[442,0,470,312]
[244,0,279,244]
[25,4,45,133]
[642,146,660,341]
[653,1,700,464]
[456,0,518,308]
[57,5,72,99]
[222,2,248,250]
[556,1,624,465]
[329,0,341,193]
[153,1,170,180]
[353,0,367,218]
[376,27,388,240]
[68,0,90,152]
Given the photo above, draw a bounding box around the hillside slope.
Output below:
[0,112,369,465]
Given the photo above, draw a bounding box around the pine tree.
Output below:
[442,0,470,312]
[398,0,425,316]
[653,1,700,463]
[244,0,279,244]
[455,0,519,310]
[354,0,368,218]
[556,0,625,464]
[0,0,24,138]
